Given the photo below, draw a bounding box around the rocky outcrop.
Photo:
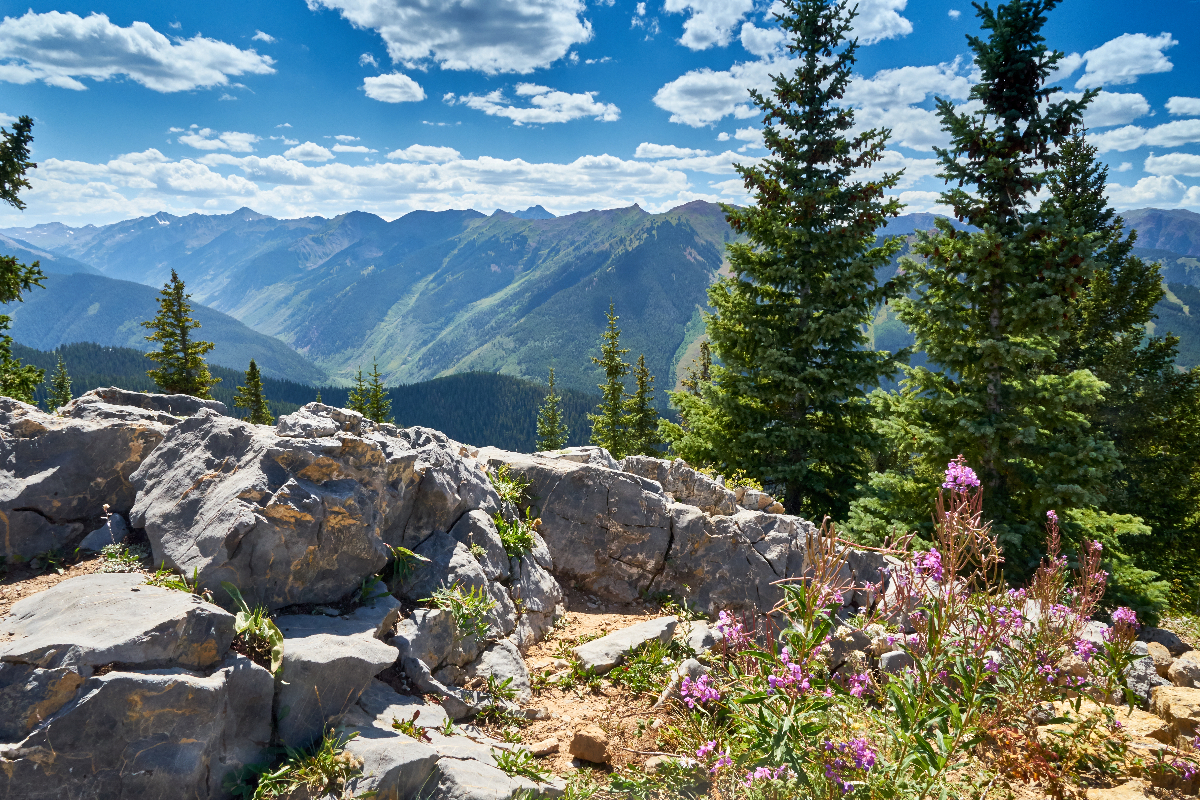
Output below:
[0,397,172,558]
[483,448,882,615]
[573,616,678,675]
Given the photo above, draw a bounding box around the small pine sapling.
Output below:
[142,269,220,398]
[623,354,662,456]
[535,367,569,451]
[233,359,274,425]
[587,301,630,458]
[46,354,72,412]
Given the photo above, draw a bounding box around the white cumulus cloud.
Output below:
[653,58,785,127]
[359,52,378,67]
[332,144,377,153]
[634,143,710,159]
[449,84,619,125]
[1091,119,1200,153]
[1167,97,1200,117]
[178,128,260,152]
[306,0,593,74]
[1143,153,1200,178]
[387,144,462,163]
[363,72,425,103]
[740,22,785,58]
[1061,91,1150,128]
[0,10,274,92]
[1075,32,1177,88]
[663,0,755,51]
[252,30,275,43]
[1105,174,1189,207]
[850,0,913,45]
[283,142,334,162]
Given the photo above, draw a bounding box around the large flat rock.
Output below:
[573,616,678,675]
[0,573,235,671]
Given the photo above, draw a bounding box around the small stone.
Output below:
[550,657,570,670]
[529,738,559,756]
[650,718,662,730]
[1146,642,1173,678]
[644,756,671,773]
[880,651,914,674]
[523,707,550,720]
[569,725,610,764]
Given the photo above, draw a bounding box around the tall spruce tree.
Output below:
[624,355,662,456]
[535,367,569,451]
[662,0,905,518]
[233,359,274,425]
[850,0,1133,582]
[364,360,393,424]
[588,302,631,458]
[142,270,219,398]
[0,115,45,403]
[1047,130,1200,603]
[46,354,72,411]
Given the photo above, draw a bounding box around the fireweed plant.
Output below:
[649,457,1199,799]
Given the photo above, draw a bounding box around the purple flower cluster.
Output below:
[680,674,720,709]
[1111,606,1139,630]
[823,738,877,794]
[916,548,944,582]
[1073,639,1098,663]
[743,765,788,786]
[767,648,811,694]
[848,672,871,698]
[942,455,980,492]
[714,610,750,650]
[1046,509,1058,524]
[696,741,731,774]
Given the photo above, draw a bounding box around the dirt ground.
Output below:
[0,551,108,617]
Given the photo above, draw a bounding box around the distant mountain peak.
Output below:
[513,205,555,220]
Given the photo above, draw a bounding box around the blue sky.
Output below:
[1,0,1198,226]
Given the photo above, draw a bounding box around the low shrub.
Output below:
[425,582,496,642]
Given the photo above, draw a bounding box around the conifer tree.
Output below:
[46,354,72,411]
[535,367,569,451]
[315,389,323,404]
[364,360,393,424]
[0,115,45,403]
[1047,130,1200,601]
[662,0,905,518]
[347,369,368,416]
[624,355,662,456]
[142,269,219,398]
[851,0,1123,577]
[588,302,631,457]
[233,359,274,425]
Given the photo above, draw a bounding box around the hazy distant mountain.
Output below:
[4,203,1197,399]
[3,273,327,384]
[0,234,99,276]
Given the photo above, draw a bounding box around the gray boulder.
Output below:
[1139,627,1193,657]
[450,510,510,582]
[396,531,516,640]
[341,730,442,800]
[131,409,395,610]
[465,639,532,703]
[77,513,130,552]
[508,555,565,652]
[0,573,235,671]
[274,611,401,748]
[1127,655,1171,707]
[534,446,620,471]
[0,398,172,558]
[683,621,723,654]
[485,452,671,602]
[416,756,564,800]
[573,617,678,675]
[881,651,916,674]
[1169,651,1200,687]
[654,504,810,615]
[621,456,738,516]
[393,609,459,672]
[0,654,272,800]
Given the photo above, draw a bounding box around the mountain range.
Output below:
[2,203,1199,398]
